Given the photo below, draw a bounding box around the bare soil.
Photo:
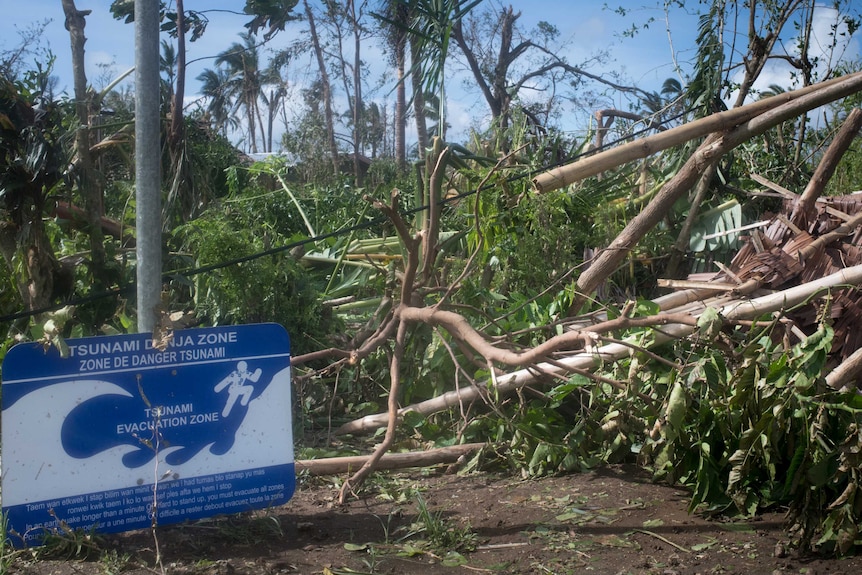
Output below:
[9,465,862,575]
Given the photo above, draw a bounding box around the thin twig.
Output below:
[632,529,691,553]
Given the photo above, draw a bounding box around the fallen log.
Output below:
[337,264,862,435]
[792,108,862,222]
[52,201,129,242]
[825,347,862,391]
[295,443,487,475]
[532,71,862,194]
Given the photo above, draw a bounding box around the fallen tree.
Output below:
[531,70,862,194]
[337,263,862,435]
[295,67,862,555]
[567,74,862,312]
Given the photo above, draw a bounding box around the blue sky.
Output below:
[4,1,696,87]
[3,1,858,147]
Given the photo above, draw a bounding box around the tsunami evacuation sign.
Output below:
[1,323,294,546]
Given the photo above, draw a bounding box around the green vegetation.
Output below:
[3,0,862,565]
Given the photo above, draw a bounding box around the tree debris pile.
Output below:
[329,88,862,554]
[681,188,862,377]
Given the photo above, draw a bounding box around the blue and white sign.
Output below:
[1,323,294,546]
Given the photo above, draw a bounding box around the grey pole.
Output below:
[135,0,162,333]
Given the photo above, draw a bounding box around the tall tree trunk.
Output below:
[304,0,339,172]
[350,0,363,187]
[394,9,407,171]
[254,97,267,153]
[167,0,196,221]
[245,83,259,153]
[394,64,406,169]
[409,34,429,160]
[267,90,276,153]
[169,0,186,154]
[61,0,107,281]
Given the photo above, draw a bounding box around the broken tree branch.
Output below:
[296,443,486,476]
[398,305,698,366]
[338,263,862,435]
[338,190,422,503]
[825,347,862,391]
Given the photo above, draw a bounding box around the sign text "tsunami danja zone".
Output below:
[69,331,238,357]
[70,331,238,371]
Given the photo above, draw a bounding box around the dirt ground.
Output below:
[8,465,862,575]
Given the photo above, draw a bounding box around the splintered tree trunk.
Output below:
[61,0,107,281]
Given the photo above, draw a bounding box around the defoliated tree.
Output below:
[0,19,51,81]
[303,0,340,172]
[451,4,649,137]
[61,0,108,283]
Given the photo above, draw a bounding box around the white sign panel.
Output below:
[1,324,294,546]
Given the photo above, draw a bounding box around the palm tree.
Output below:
[260,49,291,153]
[408,0,481,140]
[303,0,340,170]
[160,39,177,105]
[197,67,239,138]
[215,33,266,153]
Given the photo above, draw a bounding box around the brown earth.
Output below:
[8,465,862,575]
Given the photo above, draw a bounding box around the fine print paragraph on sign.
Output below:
[1,323,294,546]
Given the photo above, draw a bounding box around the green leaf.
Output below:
[441,551,467,567]
[696,307,723,339]
[665,381,687,438]
[691,538,718,551]
[634,299,661,317]
[402,410,426,429]
[806,458,834,488]
[397,544,426,557]
[556,509,590,522]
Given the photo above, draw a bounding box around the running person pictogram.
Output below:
[214,361,262,417]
